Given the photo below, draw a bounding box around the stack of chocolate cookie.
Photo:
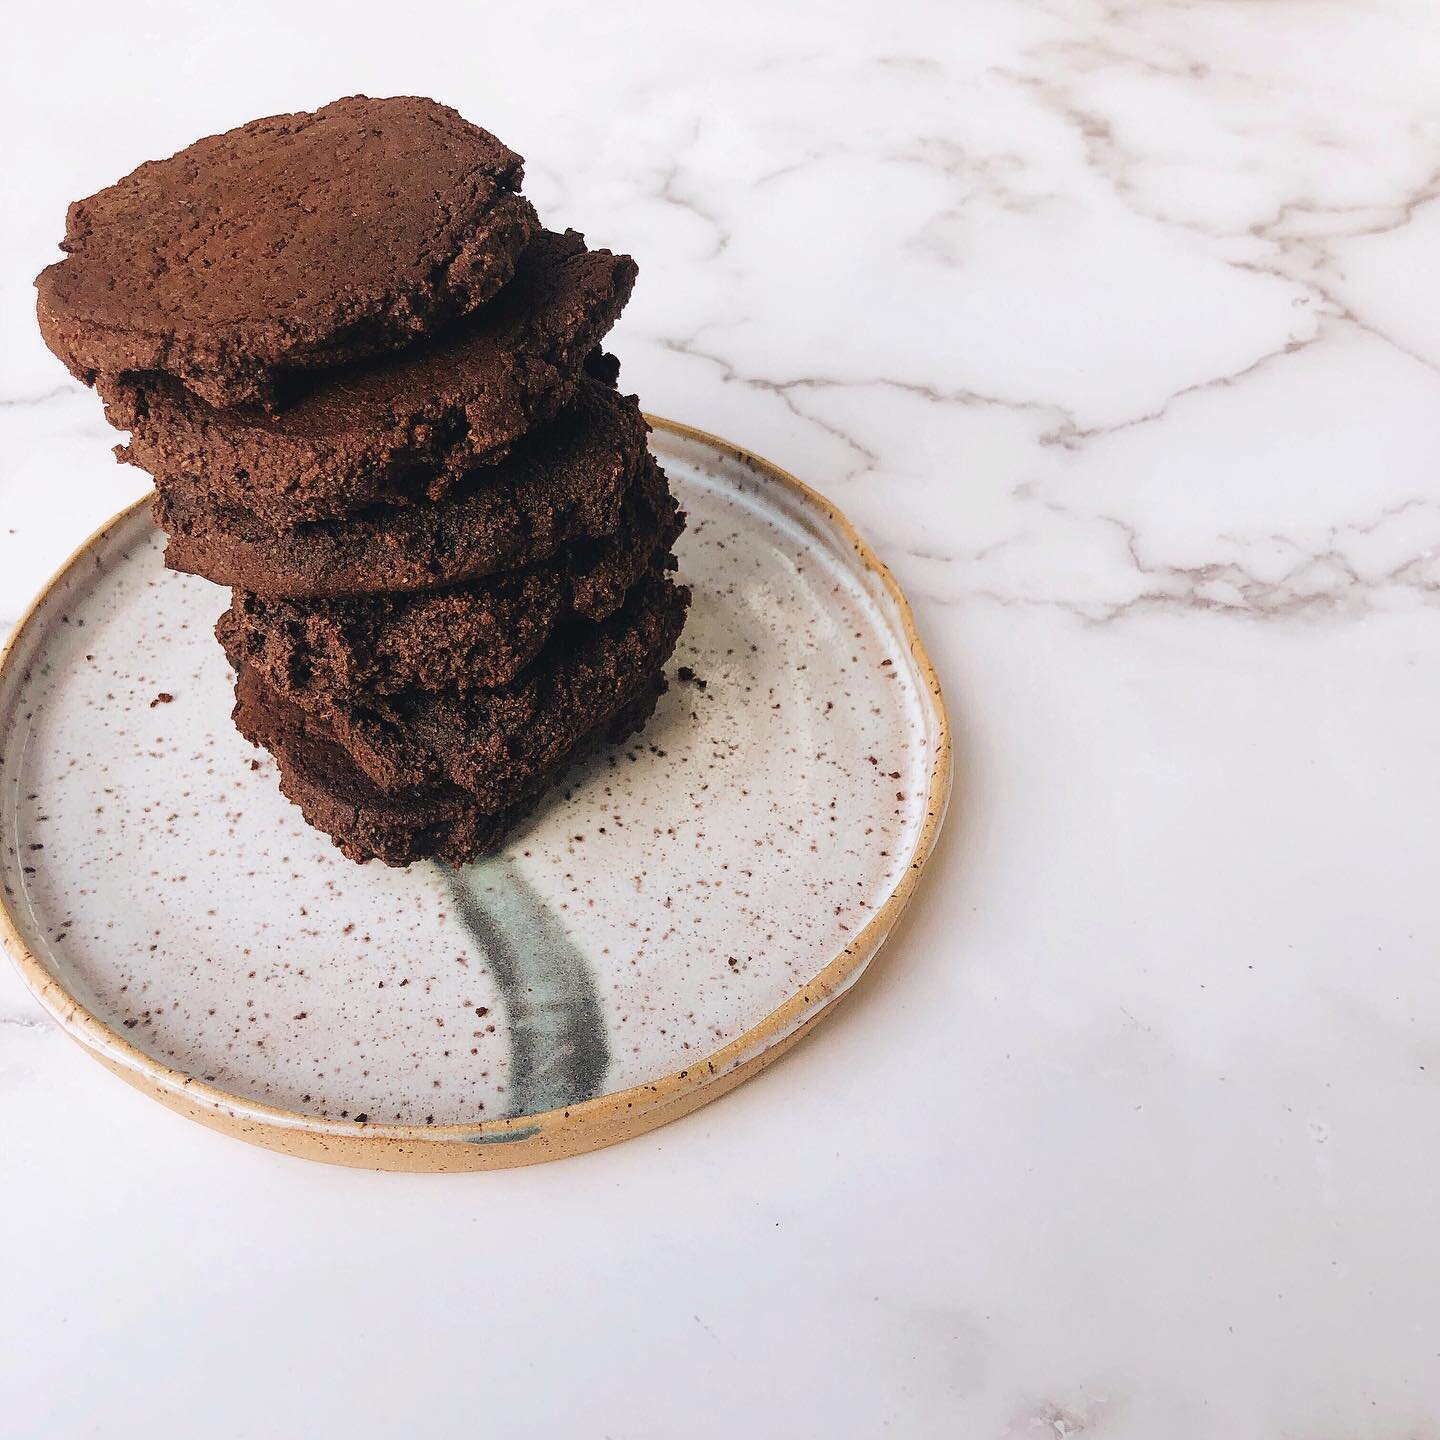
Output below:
[35,95,688,866]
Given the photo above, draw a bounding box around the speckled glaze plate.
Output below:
[0,419,950,1170]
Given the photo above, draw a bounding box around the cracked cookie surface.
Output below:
[36,95,537,409]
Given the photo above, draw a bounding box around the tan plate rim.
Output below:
[0,415,953,1170]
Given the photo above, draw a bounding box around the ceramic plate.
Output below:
[0,419,950,1169]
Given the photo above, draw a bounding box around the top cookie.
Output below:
[35,95,538,410]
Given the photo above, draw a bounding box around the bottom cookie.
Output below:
[233,664,668,868]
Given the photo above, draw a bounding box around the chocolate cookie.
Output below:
[234,664,667,867]
[108,232,637,525]
[36,95,537,410]
[222,572,690,802]
[156,380,651,596]
[217,465,682,697]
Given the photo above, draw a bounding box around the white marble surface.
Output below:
[2,2,1439,1435]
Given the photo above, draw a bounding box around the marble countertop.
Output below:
[3,2,1438,1435]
